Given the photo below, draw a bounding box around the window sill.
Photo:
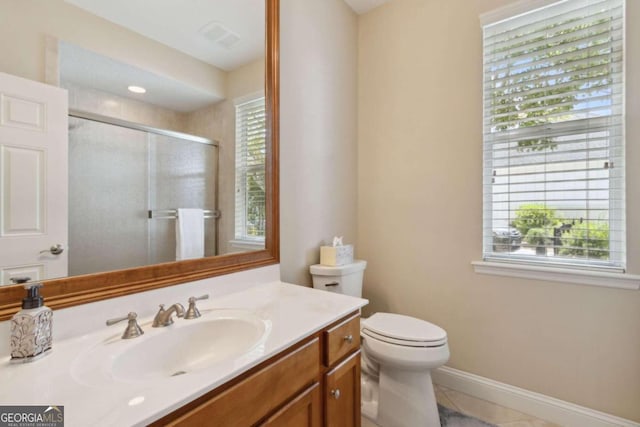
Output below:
[229,239,265,252]
[471,261,640,290]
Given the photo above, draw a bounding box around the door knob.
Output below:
[330,389,341,399]
[40,244,64,255]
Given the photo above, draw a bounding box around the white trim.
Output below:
[472,260,640,290]
[433,366,640,427]
[233,90,265,106]
[229,239,265,252]
[480,0,564,26]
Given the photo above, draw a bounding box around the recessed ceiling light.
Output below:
[128,85,146,94]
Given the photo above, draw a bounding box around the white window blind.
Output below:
[482,0,625,270]
[235,97,266,241]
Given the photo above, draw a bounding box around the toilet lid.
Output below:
[361,313,447,347]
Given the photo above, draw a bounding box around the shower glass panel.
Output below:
[69,117,148,276]
[68,116,218,276]
[148,134,218,264]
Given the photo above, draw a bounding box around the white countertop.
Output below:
[0,280,367,426]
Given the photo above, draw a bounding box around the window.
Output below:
[482,0,625,271]
[235,96,266,243]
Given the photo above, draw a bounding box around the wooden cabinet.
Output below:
[325,351,361,427]
[260,383,321,427]
[157,339,320,427]
[150,311,361,427]
[323,314,361,427]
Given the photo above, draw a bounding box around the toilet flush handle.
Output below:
[330,389,341,399]
[325,281,339,287]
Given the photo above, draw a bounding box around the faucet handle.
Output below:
[189,294,209,303]
[152,304,166,327]
[184,294,209,319]
[106,312,144,339]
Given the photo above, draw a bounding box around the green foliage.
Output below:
[244,103,266,238]
[488,16,613,153]
[559,221,609,259]
[513,204,559,237]
[515,137,557,152]
[525,228,548,246]
[246,169,265,237]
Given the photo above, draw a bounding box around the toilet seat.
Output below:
[361,313,447,347]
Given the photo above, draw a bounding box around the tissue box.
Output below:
[320,245,354,266]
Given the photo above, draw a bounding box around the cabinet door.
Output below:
[260,383,321,427]
[325,351,361,427]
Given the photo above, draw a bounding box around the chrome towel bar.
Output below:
[148,209,221,219]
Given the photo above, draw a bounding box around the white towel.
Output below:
[175,208,205,260]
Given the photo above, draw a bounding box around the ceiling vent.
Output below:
[198,21,241,49]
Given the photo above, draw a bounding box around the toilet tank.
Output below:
[310,260,367,298]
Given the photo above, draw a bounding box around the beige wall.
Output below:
[0,0,225,97]
[279,0,359,284]
[357,0,640,421]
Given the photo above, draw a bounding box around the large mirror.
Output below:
[0,0,279,319]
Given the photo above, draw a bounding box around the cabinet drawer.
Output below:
[324,314,360,367]
[164,338,320,427]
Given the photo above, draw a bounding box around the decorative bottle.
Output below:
[10,278,52,363]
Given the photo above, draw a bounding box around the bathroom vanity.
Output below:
[151,312,362,426]
[0,267,367,427]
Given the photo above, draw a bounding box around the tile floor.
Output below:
[361,384,561,427]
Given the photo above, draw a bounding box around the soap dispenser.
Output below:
[10,278,53,363]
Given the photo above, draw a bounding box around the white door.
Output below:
[0,71,68,285]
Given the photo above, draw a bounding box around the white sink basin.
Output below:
[72,309,270,386]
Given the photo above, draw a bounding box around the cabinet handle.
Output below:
[325,281,339,287]
[330,389,341,399]
[344,334,353,344]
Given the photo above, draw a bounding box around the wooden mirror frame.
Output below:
[0,0,279,321]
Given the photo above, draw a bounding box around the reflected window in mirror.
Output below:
[233,95,266,252]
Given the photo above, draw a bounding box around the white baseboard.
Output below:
[432,366,640,427]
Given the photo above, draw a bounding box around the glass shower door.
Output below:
[148,134,218,264]
[68,116,219,275]
[68,117,149,276]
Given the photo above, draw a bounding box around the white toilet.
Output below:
[310,260,450,427]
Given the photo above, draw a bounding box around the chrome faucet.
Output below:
[152,303,185,327]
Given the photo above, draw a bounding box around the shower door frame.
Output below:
[68,110,221,272]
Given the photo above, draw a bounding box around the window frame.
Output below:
[234,93,267,245]
[475,0,639,289]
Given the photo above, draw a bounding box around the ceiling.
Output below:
[60,0,265,112]
[59,42,222,112]
[344,0,393,15]
[59,0,394,112]
[64,0,265,72]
